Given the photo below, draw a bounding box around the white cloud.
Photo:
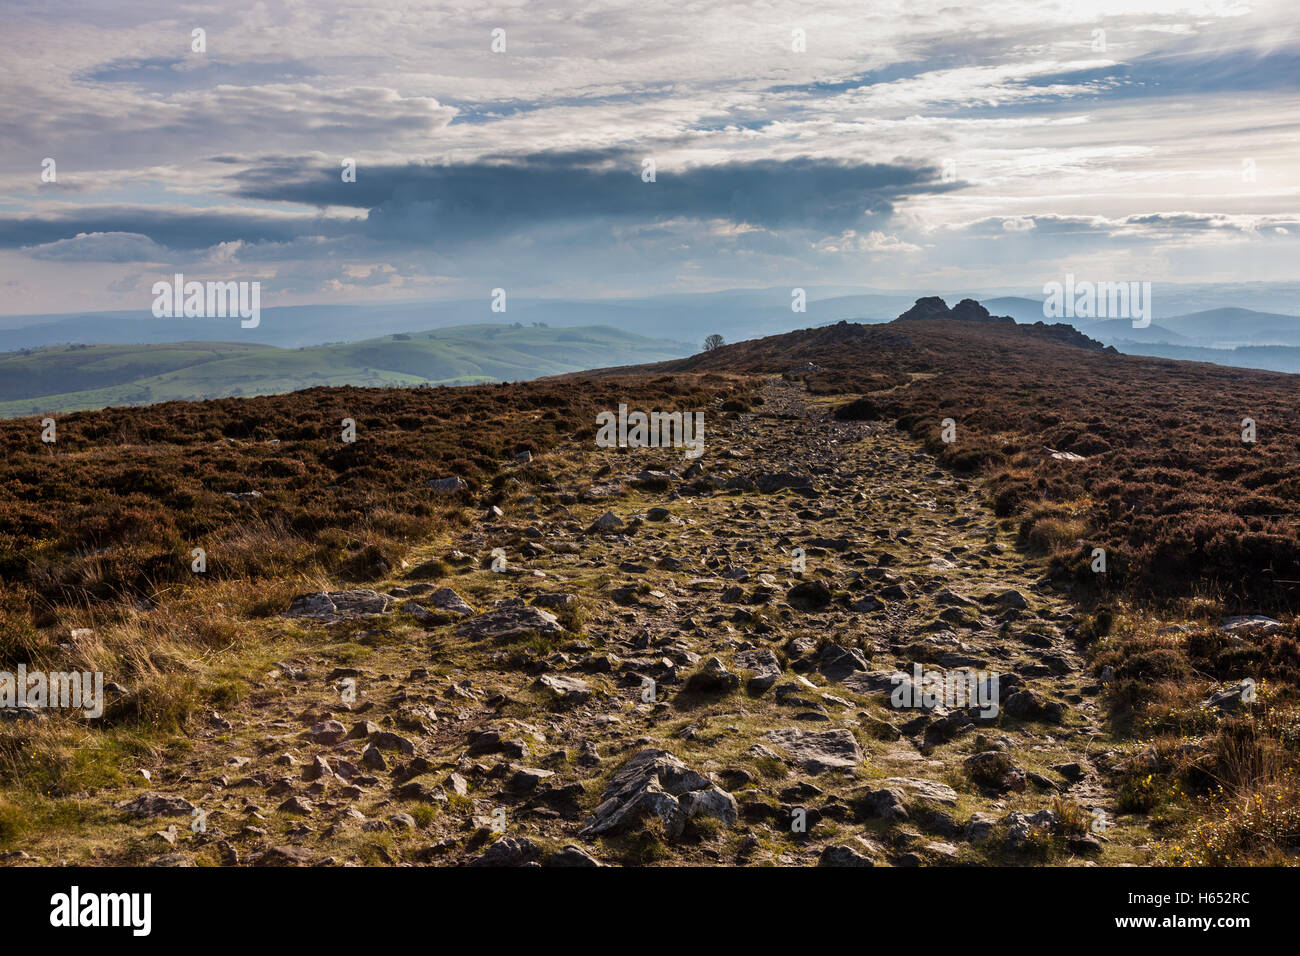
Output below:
[24,231,167,262]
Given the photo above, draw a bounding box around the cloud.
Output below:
[948,212,1300,240]
[232,152,954,242]
[0,0,1297,311]
[1017,46,1300,101]
[80,56,335,91]
[24,231,168,262]
[0,206,353,251]
[815,229,923,253]
[0,152,955,265]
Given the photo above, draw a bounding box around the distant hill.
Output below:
[980,299,1300,351]
[970,296,1199,341]
[981,296,1048,323]
[0,324,688,417]
[0,301,454,351]
[4,293,1297,383]
[0,290,913,354]
[1110,342,1300,376]
[1159,307,1300,346]
[1076,319,1191,345]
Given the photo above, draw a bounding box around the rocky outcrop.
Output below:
[580,750,738,840]
[896,296,1015,326]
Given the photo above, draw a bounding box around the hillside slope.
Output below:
[0,324,687,417]
[574,302,1300,608]
[2,298,1297,868]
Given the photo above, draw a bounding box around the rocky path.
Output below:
[57,377,1155,866]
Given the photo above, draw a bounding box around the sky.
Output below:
[0,0,1297,315]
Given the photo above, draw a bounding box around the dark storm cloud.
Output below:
[0,153,950,257]
[0,206,345,251]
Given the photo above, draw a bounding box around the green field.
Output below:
[0,324,689,417]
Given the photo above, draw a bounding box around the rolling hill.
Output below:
[976,298,1300,349]
[1074,319,1191,346]
[1107,341,1300,375]
[1159,307,1300,346]
[0,324,688,417]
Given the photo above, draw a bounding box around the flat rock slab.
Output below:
[765,727,863,772]
[536,674,592,703]
[257,845,316,866]
[841,670,909,696]
[116,792,198,818]
[1222,615,1283,635]
[878,777,959,805]
[754,472,817,494]
[456,598,562,641]
[581,484,624,501]
[284,589,394,622]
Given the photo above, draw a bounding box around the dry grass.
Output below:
[1095,611,1300,862]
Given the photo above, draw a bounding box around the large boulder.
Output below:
[819,841,879,867]
[469,837,542,867]
[1004,809,1061,852]
[683,657,740,694]
[851,777,959,822]
[818,644,869,681]
[535,674,592,704]
[787,579,833,610]
[587,511,625,533]
[1003,688,1065,723]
